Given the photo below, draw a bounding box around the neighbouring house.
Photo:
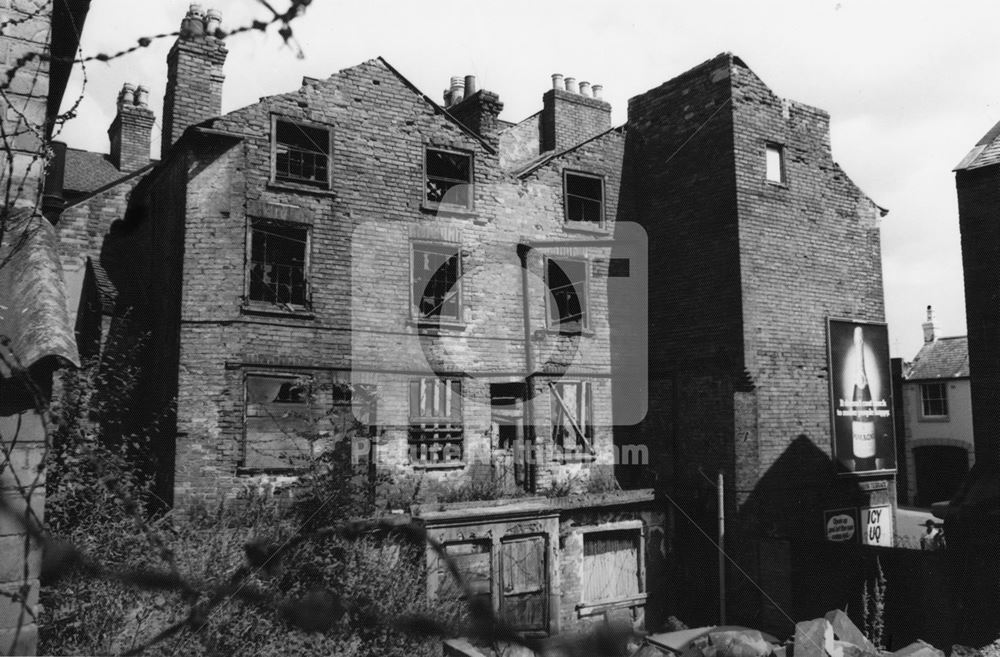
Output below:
[53,6,892,637]
[951,112,1000,645]
[0,0,89,654]
[900,307,974,507]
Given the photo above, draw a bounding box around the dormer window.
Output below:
[272,118,332,188]
[425,148,473,208]
[564,171,604,225]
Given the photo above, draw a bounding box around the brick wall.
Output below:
[161,25,226,157]
[956,164,1000,468]
[541,89,612,153]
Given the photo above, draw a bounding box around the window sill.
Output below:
[408,318,467,332]
[562,222,609,236]
[241,302,315,319]
[411,461,465,470]
[576,593,647,618]
[764,180,789,189]
[236,466,304,476]
[918,415,950,423]
[420,202,477,218]
[542,326,595,338]
[267,180,337,197]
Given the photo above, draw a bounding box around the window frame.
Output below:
[577,521,647,615]
[549,379,595,459]
[408,377,465,465]
[244,217,312,313]
[563,170,606,227]
[270,115,333,190]
[544,255,590,332]
[423,146,474,210]
[765,142,786,184]
[241,371,317,472]
[410,240,463,324]
[919,382,949,419]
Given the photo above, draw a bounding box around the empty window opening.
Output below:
[249,221,309,307]
[546,258,588,330]
[565,172,604,224]
[274,120,330,187]
[426,148,472,207]
[412,243,461,322]
[765,143,785,183]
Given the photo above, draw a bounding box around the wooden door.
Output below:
[500,535,548,632]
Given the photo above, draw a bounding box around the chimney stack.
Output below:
[922,305,937,343]
[108,82,155,171]
[447,74,504,145]
[161,4,228,157]
[540,73,611,152]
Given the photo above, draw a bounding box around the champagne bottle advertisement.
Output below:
[827,319,896,474]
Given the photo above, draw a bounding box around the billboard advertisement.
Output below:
[827,319,896,475]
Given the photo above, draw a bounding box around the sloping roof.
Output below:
[63,148,125,194]
[0,210,79,379]
[955,119,1000,171]
[905,336,969,380]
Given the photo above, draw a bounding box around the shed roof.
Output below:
[63,148,125,194]
[955,119,1000,171]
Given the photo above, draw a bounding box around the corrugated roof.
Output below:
[63,148,125,194]
[0,210,80,380]
[905,336,969,380]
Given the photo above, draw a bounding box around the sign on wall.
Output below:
[824,508,859,543]
[827,319,897,475]
[860,505,893,547]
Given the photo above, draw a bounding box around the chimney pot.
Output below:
[564,77,578,94]
[579,81,591,97]
[118,82,136,108]
[552,73,564,91]
[592,84,603,99]
[449,76,464,106]
[135,85,150,107]
[205,8,222,34]
[464,75,477,98]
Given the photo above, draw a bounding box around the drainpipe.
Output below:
[517,243,537,492]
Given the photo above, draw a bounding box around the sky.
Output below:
[56,0,1000,359]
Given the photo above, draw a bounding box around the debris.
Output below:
[893,641,945,657]
[825,609,877,654]
[793,618,835,657]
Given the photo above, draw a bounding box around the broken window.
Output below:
[582,529,643,605]
[412,242,461,322]
[244,374,319,470]
[248,220,309,308]
[273,118,331,187]
[564,172,604,224]
[409,377,463,463]
[425,148,472,208]
[765,143,785,183]
[546,257,588,331]
[550,380,594,456]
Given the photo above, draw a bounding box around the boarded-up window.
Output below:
[501,536,547,632]
[244,374,319,470]
[582,529,642,604]
[409,378,463,463]
[550,380,594,454]
[440,540,491,602]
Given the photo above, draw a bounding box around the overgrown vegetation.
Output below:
[861,557,887,651]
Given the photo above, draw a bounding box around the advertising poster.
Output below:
[824,508,859,543]
[827,319,896,474]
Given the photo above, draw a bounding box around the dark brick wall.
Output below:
[956,164,1000,468]
[109,103,154,171]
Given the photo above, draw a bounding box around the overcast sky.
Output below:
[57,0,1000,359]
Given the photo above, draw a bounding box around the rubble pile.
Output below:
[638,609,987,657]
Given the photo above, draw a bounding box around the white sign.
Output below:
[825,510,857,542]
[861,505,893,547]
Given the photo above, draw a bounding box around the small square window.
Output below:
[564,172,604,225]
[412,242,462,323]
[247,220,310,309]
[272,118,331,188]
[425,148,473,208]
[546,257,589,331]
[765,143,785,183]
[920,382,948,417]
[409,377,464,463]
